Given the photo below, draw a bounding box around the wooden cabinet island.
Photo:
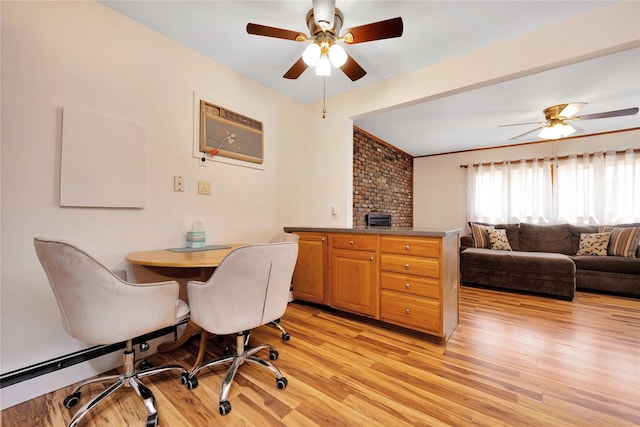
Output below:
[284,227,461,343]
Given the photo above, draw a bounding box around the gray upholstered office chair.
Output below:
[267,232,299,340]
[33,237,189,427]
[181,241,298,415]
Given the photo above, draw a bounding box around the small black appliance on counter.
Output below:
[365,213,391,227]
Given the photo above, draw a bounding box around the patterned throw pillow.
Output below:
[470,223,494,248]
[576,232,611,256]
[487,228,512,251]
[599,226,640,257]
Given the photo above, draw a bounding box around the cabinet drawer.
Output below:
[380,254,440,278]
[380,236,440,258]
[380,290,441,334]
[380,272,440,299]
[332,234,378,252]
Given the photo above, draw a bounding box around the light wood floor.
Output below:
[3,287,639,426]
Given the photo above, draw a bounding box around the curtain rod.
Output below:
[459,148,640,168]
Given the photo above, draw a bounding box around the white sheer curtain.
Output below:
[465,158,553,224]
[555,149,640,224]
[466,149,639,226]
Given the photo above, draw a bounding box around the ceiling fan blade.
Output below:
[340,53,367,81]
[498,121,545,128]
[571,124,585,134]
[283,57,308,79]
[508,122,550,141]
[342,17,403,44]
[559,102,587,118]
[574,107,639,121]
[247,23,306,41]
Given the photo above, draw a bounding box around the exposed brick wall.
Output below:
[353,127,413,227]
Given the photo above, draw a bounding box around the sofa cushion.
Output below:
[461,248,575,300]
[461,248,574,275]
[469,222,520,250]
[599,226,640,258]
[487,228,512,251]
[570,224,599,254]
[576,232,611,256]
[460,234,474,250]
[572,255,640,275]
[470,223,493,248]
[519,223,573,254]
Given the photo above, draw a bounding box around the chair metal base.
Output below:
[64,340,187,427]
[183,331,288,415]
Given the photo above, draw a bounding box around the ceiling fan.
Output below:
[246,0,403,81]
[500,103,639,141]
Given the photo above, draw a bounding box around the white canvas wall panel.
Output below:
[60,107,146,208]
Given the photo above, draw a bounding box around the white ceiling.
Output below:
[101,0,640,156]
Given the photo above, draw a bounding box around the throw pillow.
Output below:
[599,226,640,257]
[487,228,512,251]
[576,232,611,256]
[470,223,494,248]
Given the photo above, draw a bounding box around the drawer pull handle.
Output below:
[404,264,410,270]
[405,308,411,315]
[405,245,410,251]
[349,240,354,245]
[405,283,411,289]
[370,256,374,261]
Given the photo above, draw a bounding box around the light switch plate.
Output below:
[198,180,211,195]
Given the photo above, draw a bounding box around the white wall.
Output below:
[413,130,640,231]
[0,1,307,407]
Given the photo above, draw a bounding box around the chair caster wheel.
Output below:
[269,349,279,360]
[276,377,288,390]
[281,333,290,341]
[138,360,153,370]
[63,392,81,408]
[146,413,158,427]
[219,400,232,415]
[184,375,198,390]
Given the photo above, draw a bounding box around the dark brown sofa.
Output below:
[460,222,640,300]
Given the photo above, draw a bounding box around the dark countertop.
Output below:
[284,226,462,237]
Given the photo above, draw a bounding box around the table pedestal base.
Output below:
[158,320,212,371]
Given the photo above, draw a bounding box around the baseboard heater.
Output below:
[0,320,187,389]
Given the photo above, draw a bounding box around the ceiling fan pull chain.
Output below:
[322,76,327,119]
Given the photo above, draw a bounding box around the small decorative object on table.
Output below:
[187,219,206,248]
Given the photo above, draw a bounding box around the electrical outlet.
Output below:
[173,176,184,192]
[198,180,211,195]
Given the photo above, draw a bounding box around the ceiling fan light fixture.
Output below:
[302,43,321,66]
[539,123,576,140]
[247,4,403,82]
[315,55,331,76]
[328,43,347,67]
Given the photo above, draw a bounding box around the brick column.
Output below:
[353,127,413,227]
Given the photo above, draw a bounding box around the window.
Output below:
[466,149,639,225]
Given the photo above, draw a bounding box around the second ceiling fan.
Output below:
[246,0,403,81]
[501,103,639,141]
